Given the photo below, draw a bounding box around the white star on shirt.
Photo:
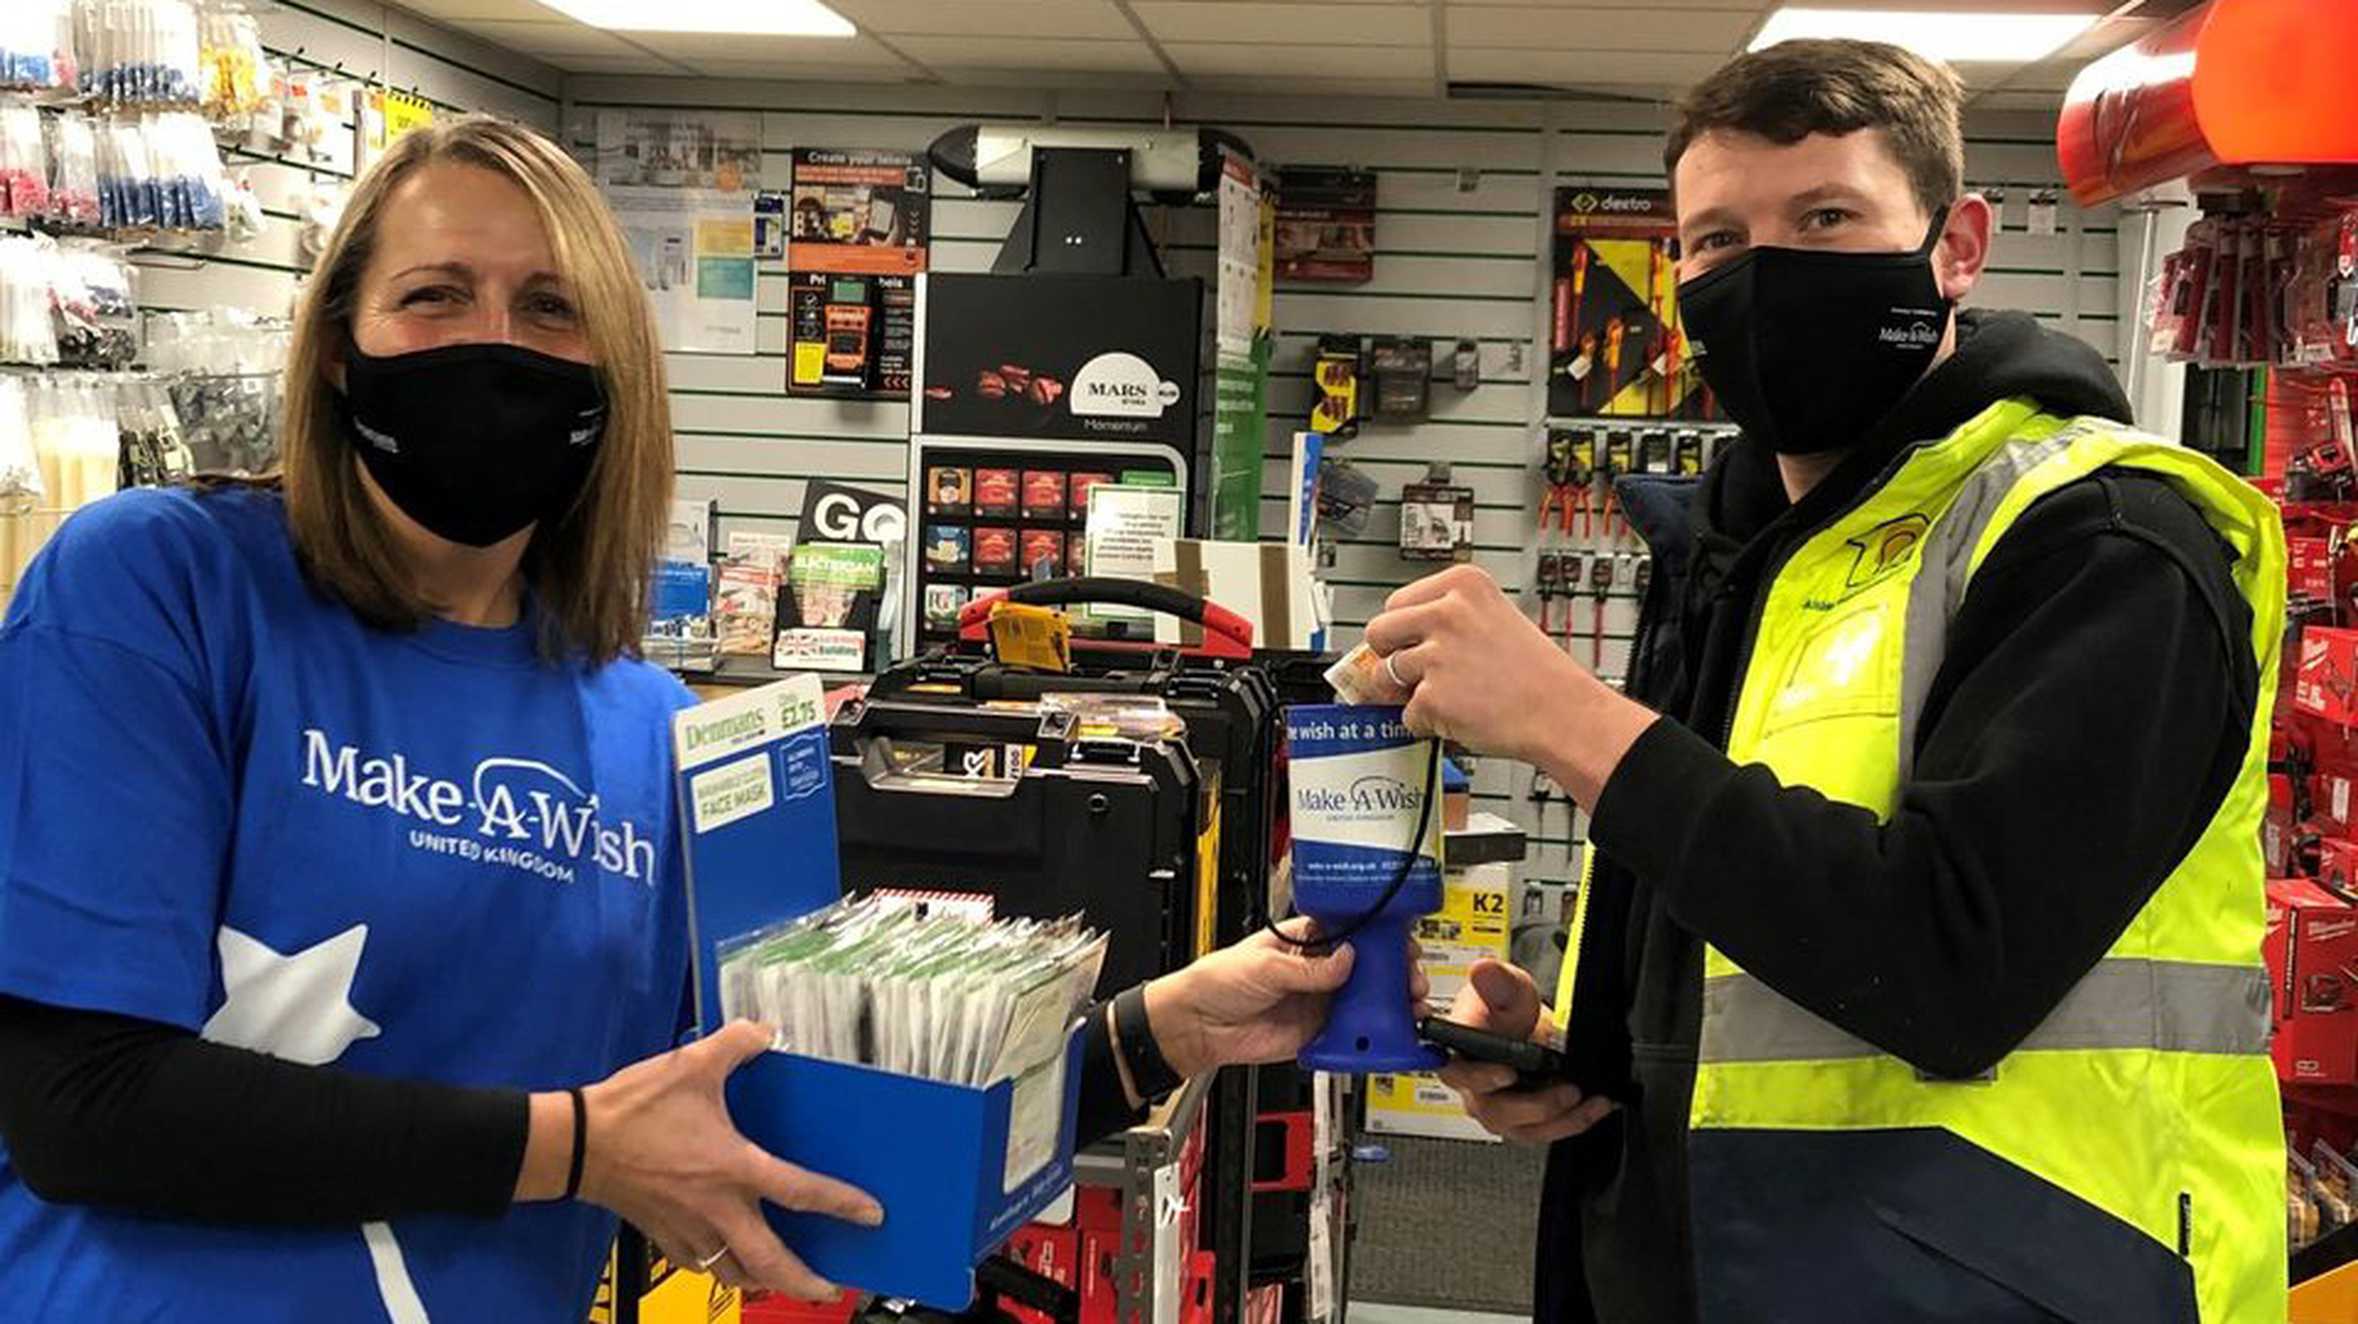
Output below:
[199,925,382,1066]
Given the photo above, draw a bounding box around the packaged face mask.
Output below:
[715,896,1105,1086]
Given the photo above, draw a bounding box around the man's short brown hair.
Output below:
[1664,38,1966,218]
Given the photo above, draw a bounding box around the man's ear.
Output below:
[1935,194,1995,302]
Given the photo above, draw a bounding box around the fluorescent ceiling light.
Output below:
[1750,8,2099,62]
[535,0,855,36]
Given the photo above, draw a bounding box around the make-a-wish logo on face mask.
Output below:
[298,728,657,884]
[1877,319,1943,349]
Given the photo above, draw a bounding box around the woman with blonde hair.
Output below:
[0,115,1366,1321]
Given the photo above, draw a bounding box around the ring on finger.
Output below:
[1382,651,1409,689]
[694,1245,731,1272]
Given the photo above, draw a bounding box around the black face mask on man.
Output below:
[336,341,607,548]
[1675,207,1953,456]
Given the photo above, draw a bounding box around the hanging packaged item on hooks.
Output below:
[196,0,266,127]
[81,0,203,110]
[0,0,80,99]
[43,109,101,229]
[146,305,288,474]
[0,104,49,222]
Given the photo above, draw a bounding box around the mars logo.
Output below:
[1843,513,1931,591]
[1071,351,1180,419]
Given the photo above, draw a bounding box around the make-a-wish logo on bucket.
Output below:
[1300,775,1422,823]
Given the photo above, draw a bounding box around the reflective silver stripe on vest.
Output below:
[1894,424,2091,783]
[1699,958,2271,1065]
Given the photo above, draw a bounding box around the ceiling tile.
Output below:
[1131,2,1428,46]
[1449,6,1757,53]
[456,18,644,57]
[1165,42,1429,78]
[389,0,581,21]
[890,34,1161,72]
[1448,47,1723,87]
[627,30,907,63]
[676,57,917,80]
[540,52,689,74]
[826,0,1137,39]
[941,66,1177,90]
[1187,73,1433,98]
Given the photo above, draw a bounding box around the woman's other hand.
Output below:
[1141,920,1426,1077]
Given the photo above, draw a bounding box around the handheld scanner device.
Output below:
[1285,704,1446,1074]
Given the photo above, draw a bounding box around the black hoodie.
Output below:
[1533,310,2259,1323]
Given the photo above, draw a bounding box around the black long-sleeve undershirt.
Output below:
[0,993,1143,1224]
[1588,470,2255,1081]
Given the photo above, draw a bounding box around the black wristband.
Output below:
[1112,986,1183,1102]
[563,1087,588,1202]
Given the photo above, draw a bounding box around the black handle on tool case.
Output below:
[958,577,1255,656]
[833,697,1079,750]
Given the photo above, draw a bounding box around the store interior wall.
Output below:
[154,9,2128,1313]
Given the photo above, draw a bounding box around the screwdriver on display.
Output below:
[1624,555,1652,690]
[1560,551,1586,655]
[1588,552,1616,671]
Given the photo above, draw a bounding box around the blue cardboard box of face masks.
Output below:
[670,675,1085,1308]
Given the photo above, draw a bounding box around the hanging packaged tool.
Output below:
[1636,428,1671,476]
[1317,456,1378,540]
[1601,429,1635,539]
[1539,428,1591,541]
[1586,553,1616,670]
[1453,338,1480,390]
[1673,429,1704,477]
[1309,335,1362,439]
[1399,462,1474,563]
[1368,336,1433,422]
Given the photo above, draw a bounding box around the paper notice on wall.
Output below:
[596,110,763,355]
[1083,484,1183,628]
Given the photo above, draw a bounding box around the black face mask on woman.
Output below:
[1676,207,1953,456]
[337,341,607,547]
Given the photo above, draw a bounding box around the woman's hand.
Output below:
[570,1022,883,1298]
[1140,921,1429,1079]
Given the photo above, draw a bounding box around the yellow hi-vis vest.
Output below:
[1557,397,2286,1322]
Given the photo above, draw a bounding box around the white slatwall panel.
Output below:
[134,1,561,319]
[552,75,2114,883]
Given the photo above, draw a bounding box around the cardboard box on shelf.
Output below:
[1151,538,1327,651]
[2297,627,2358,726]
[1367,858,1516,1143]
[2272,876,2358,1087]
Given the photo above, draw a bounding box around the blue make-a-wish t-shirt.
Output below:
[0,486,696,1322]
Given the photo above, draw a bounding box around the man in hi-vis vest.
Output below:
[1364,38,2284,1324]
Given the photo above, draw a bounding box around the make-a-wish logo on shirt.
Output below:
[298,728,658,884]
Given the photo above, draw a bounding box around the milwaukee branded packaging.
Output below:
[2267,876,2358,1087]
[2291,535,2344,607]
[2296,627,2358,727]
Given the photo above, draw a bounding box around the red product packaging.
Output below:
[1068,471,1116,522]
[975,467,1020,516]
[974,525,1018,572]
[1021,528,1064,577]
[2326,837,2358,897]
[2291,535,2342,606]
[1022,469,1068,520]
[2272,773,2301,876]
[2269,878,2300,1023]
[2273,876,2358,1086]
[2297,625,2358,726]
